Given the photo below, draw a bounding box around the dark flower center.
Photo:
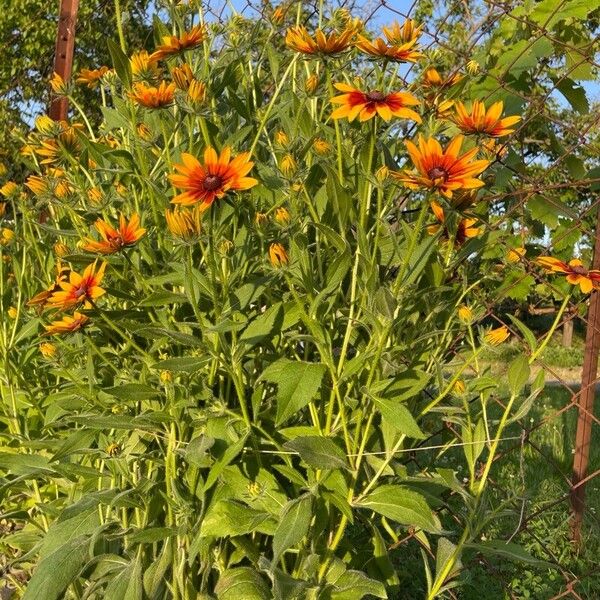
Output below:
[366,90,386,102]
[571,265,588,275]
[428,167,449,181]
[203,174,223,191]
[74,284,88,298]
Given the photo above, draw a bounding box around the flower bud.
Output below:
[269,242,289,267]
[274,207,290,225]
[280,154,297,176]
[54,242,70,257]
[305,74,319,94]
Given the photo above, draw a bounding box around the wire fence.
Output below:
[3,0,600,597]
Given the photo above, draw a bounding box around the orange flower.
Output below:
[129,81,175,108]
[35,125,81,164]
[80,214,146,254]
[484,326,510,346]
[165,206,203,241]
[150,24,207,61]
[76,66,110,87]
[391,135,489,198]
[453,101,521,137]
[44,312,90,336]
[422,68,463,92]
[331,83,421,123]
[171,64,195,90]
[536,256,600,294]
[169,147,258,208]
[130,50,160,79]
[506,247,526,263]
[285,25,356,55]
[356,19,422,62]
[426,200,481,244]
[269,243,289,266]
[47,261,107,310]
[28,262,71,309]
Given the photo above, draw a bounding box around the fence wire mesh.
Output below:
[2,0,600,598]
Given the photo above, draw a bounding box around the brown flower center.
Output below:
[366,90,386,102]
[571,265,588,276]
[74,285,88,298]
[202,174,223,191]
[428,167,449,181]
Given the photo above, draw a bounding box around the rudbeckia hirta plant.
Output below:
[536,256,600,293]
[169,146,257,207]
[331,83,421,122]
[285,25,357,55]
[80,214,146,255]
[392,135,489,198]
[47,261,107,310]
[150,24,208,61]
[453,100,521,137]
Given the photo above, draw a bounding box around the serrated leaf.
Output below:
[372,397,426,439]
[260,359,326,425]
[240,302,284,347]
[201,500,271,537]
[283,436,348,471]
[215,567,270,600]
[272,495,312,564]
[355,484,440,532]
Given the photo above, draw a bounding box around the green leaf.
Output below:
[38,508,100,560]
[508,355,530,395]
[203,434,248,491]
[272,495,312,564]
[355,484,440,532]
[138,291,188,306]
[330,570,387,599]
[215,567,271,600]
[23,537,90,600]
[260,359,326,425]
[467,540,556,568]
[372,397,426,439]
[0,452,56,476]
[103,383,160,401]
[201,500,271,537]
[107,38,132,88]
[555,78,589,114]
[240,302,284,347]
[152,356,210,373]
[283,436,348,471]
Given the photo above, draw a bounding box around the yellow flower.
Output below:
[54,242,70,257]
[375,166,389,183]
[466,60,480,75]
[305,74,319,94]
[187,80,207,105]
[76,66,110,88]
[88,187,103,204]
[165,206,203,241]
[130,50,159,80]
[150,24,208,62]
[137,123,152,141]
[171,63,195,90]
[255,212,269,227]
[275,130,289,147]
[8,306,18,319]
[35,115,55,134]
[452,380,466,394]
[458,305,473,323]
[129,81,175,108]
[0,203,6,218]
[285,25,357,56]
[313,138,331,155]
[50,72,67,95]
[39,342,57,358]
[507,247,526,263]
[1,228,14,245]
[274,207,291,225]
[106,443,121,457]
[0,182,18,198]
[271,6,286,24]
[280,154,297,176]
[0,163,6,176]
[269,242,289,267]
[484,326,510,346]
[44,312,90,336]
[160,370,173,383]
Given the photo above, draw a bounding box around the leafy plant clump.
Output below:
[0,2,595,599]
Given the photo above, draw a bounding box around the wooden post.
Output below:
[49,0,79,121]
[562,319,573,348]
[571,201,600,544]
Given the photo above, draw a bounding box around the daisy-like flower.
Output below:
[484,325,510,346]
[43,312,90,336]
[422,68,463,92]
[285,25,357,56]
[536,256,600,294]
[50,72,67,95]
[47,261,107,310]
[25,174,71,198]
[39,342,57,358]
[80,214,146,255]
[391,135,489,199]
[28,262,71,308]
[129,81,175,108]
[171,64,195,90]
[280,154,297,176]
[356,19,422,63]
[165,206,203,242]
[269,243,289,266]
[150,24,207,62]
[506,247,526,263]
[274,207,291,225]
[331,83,421,123]
[458,305,473,323]
[313,138,331,155]
[35,125,81,165]
[426,200,481,245]
[130,50,160,80]
[0,182,18,198]
[76,66,110,88]
[453,101,521,137]
[187,80,207,105]
[169,147,258,208]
